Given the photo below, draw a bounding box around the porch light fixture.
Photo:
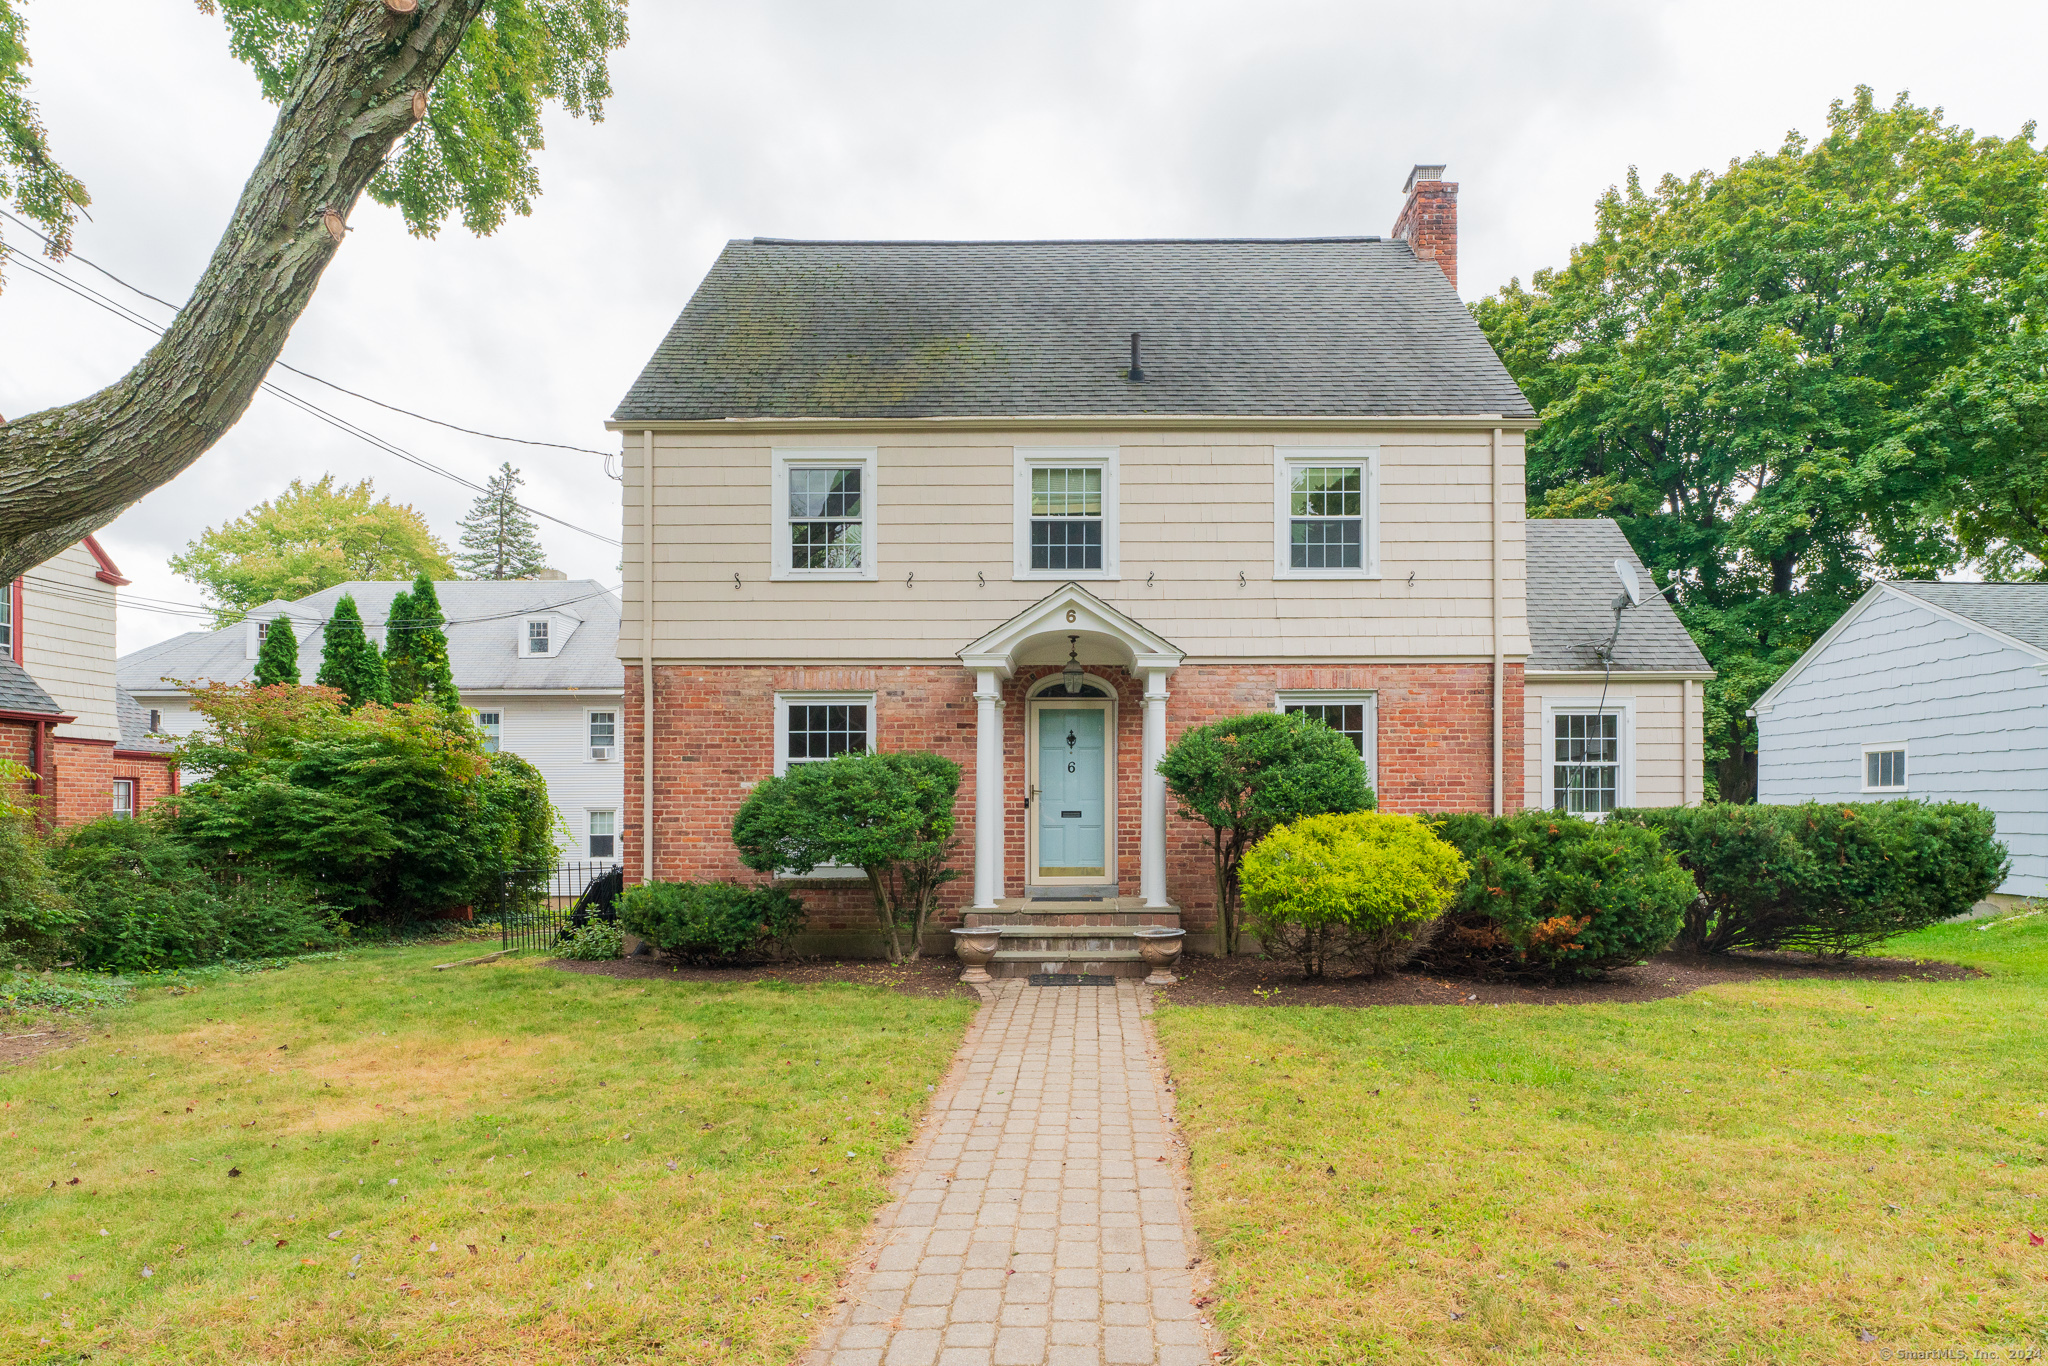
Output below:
[1061,635,1085,694]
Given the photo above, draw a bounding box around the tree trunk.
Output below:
[0,0,488,580]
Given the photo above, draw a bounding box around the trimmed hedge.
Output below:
[618,880,807,964]
[1240,812,1467,978]
[1615,800,2007,957]
[1422,811,1696,979]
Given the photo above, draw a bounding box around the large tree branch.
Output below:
[0,0,488,581]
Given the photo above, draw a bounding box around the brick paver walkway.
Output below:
[801,979,1218,1366]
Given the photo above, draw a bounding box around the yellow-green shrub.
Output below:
[1239,812,1468,977]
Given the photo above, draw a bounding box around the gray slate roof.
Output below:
[116,688,174,753]
[1886,582,2048,653]
[614,237,1535,422]
[1525,520,1712,674]
[0,655,64,717]
[118,580,623,694]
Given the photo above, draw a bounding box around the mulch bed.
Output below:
[548,954,979,1000]
[549,947,1975,1008]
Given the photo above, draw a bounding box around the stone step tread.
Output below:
[991,949,1144,962]
[988,925,1159,937]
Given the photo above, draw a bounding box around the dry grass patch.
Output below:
[1155,916,2048,1364]
[3,945,975,1364]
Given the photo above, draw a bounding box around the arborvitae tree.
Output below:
[252,614,301,688]
[386,575,460,709]
[454,464,548,580]
[314,594,389,708]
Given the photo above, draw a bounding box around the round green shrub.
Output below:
[618,881,806,964]
[557,918,623,961]
[1239,812,1467,978]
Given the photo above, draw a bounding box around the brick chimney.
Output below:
[1392,163,1458,291]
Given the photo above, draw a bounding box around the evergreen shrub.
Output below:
[617,881,807,964]
[1239,812,1466,978]
[1615,800,2007,957]
[1422,811,1696,979]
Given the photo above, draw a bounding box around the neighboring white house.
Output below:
[1523,520,1714,813]
[1751,581,2048,904]
[117,579,623,864]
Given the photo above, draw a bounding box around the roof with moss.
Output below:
[613,238,1535,422]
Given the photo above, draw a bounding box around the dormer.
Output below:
[520,613,578,659]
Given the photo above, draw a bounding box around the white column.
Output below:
[1140,669,1171,908]
[973,669,1004,908]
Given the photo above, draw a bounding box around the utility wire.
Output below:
[23,570,621,633]
[0,207,616,458]
[0,242,622,548]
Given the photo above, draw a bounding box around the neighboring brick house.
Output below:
[607,165,1594,968]
[2,538,177,823]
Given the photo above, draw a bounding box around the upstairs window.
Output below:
[1553,712,1621,815]
[1864,746,1907,792]
[588,810,617,860]
[1015,448,1118,579]
[476,711,502,753]
[0,585,11,653]
[589,710,616,761]
[526,619,551,654]
[1274,447,1377,579]
[774,450,877,580]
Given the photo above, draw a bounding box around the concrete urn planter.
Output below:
[951,926,1003,983]
[1133,927,1186,985]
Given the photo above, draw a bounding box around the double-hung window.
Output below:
[0,582,11,655]
[112,779,135,819]
[587,810,617,860]
[772,692,876,877]
[1014,448,1118,579]
[1275,690,1377,789]
[1552,711,1622,815]
[1274,447,1377,579]
[475,711,502,753]
[527,619,551,654]
[774,449,878,580]
[588,710,617,761]
[1862,744,1907,792]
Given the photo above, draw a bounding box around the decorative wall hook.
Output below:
[1407,571,1415,588]
[1238,570,1247,588]
[733,571,741,591]
[1146,571,1155,587]
[906,570,915,588]
[977,571,986,588]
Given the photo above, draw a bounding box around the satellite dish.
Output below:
[1614,559,1642,608]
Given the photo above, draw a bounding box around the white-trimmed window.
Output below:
[112,779,135,818]
[588,710,617,761]
[526,619,552,655]
[0,584,11,653]
[772,691,876,879]
[475,711,502,753]
[587,810,617,860]
[773,448,878,580]
[1274,446,1378,579]
[1862,744,1908,792]
[1014,447,1118,579]
[1549,707,1632,816]
[1275,690,1378,790]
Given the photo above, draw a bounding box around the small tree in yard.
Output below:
[252,614,300,688]
[1158,712,1373,957]
[731,751,963,961]
[314,593,389,708]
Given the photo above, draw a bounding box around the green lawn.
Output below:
[1156,913,2048,1364]
[3,946,976,1364]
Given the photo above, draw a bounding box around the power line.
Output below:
[0,207,618,459]
[0,242,623,548]
[22,570,622,633]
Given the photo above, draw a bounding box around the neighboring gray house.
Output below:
[1523,519,1714,813]
[1752,581,2048,903]
[117,579,623,864]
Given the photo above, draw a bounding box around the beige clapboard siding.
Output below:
[1523,678,1702,810]
[20,542,120,742]
[625,427,1528,662]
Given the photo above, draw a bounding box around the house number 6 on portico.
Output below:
[1065,609,1076,623]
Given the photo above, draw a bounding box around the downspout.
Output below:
[1491,426,1504,816]
[641,429,657,883]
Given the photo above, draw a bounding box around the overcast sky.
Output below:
[3,0,2044,653]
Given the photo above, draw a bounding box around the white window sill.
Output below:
[774,865,868,881]
[769,570,875,583]
[1275,570,1381,582]
[1014,570,1118,582]
[1861,788,1909,796]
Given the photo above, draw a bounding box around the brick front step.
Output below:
[989,949,1148,979]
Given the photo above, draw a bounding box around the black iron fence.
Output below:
[490,862,623,956]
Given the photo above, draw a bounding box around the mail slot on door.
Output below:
[1060,810,1083,818]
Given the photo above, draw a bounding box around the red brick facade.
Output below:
[624,660,1522,951]
[1392,174,1459,291]
[0,728,175,827]
[0,717,37,809]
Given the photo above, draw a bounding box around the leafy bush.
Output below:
[47,817,342,972]
[1158,711,1374,956]
[0,807,77,969]
[0,970,135,1013]
[618,880,807,964]
[732,751,961,961]
[1617,800,2008,957]
[1422,811,1696,979]
[1239,812,1467,978]
[558,919,623,961]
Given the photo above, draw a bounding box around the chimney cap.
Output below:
[1403,164,1449,194]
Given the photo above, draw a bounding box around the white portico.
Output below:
[958,584,1184,912]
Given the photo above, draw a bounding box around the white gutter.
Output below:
[641,428,657,884]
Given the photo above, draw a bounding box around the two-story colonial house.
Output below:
[608,167,1589,966]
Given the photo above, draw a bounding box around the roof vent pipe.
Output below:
[1127,332,1144,382]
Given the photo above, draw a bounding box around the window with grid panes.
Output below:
[475,711,501,753]
[1552,712,1620,814]
[1865,748,1906,790]
[1030,467,1103,571]
[588,810,616,859]
[527,619,550,654]
[1289,465,1363,569]
[788,467,864,570]
[786,702,869,764]
[1284,701,1368,756]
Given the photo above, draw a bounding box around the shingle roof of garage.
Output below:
[1525,520,1712,674]
[613,237,1535,422]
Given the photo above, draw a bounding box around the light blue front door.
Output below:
[1036,707,1107,878]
